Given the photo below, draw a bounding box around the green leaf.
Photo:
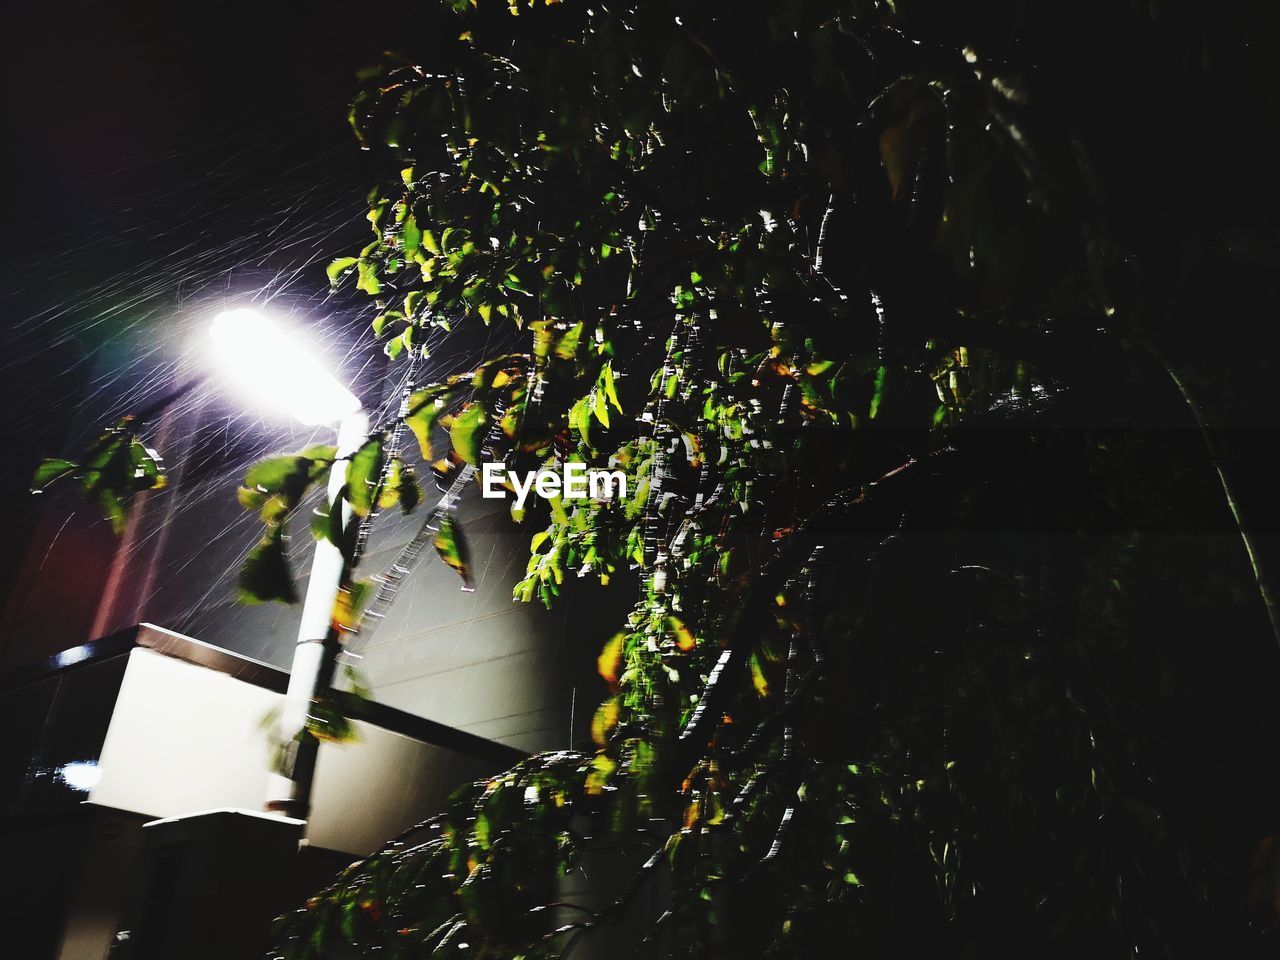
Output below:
[257,494,291,524]
[532,320,554,359]
[433,515,474,589]
[298,444,338,466]
[405,387,451,461]
[449,404,489,466]
[870,365,887,420]
[241,454,318,520]
[31,458,77,493]
[356,259,382,295]
[306,691,357,744]
[238,485,267,512]
[400,476,422,515]
[602,361,623,413]
[805,359,835,376]
[238,525,298,604]
[244,456,310,496]
[548,493,568,524]
[309,507,333,543]
[98,489,127,535]
[328,486,351,548]
[570,396,592,445]
[555,322,584,361]
[402,216,423,257]
[345,438,384,516]
[378,458,422,514]
[127,440,166,491]
[326,257,358,286]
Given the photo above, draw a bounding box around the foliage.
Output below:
[32,417,166,534]
[34,0,1280,956]
[262,0,1280,957]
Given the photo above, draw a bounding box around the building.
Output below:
[0,312,616,958]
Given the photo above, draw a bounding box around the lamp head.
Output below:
[210,308,361,426]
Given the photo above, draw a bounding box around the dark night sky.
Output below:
[4,2,1280,609]
[6,4,381,254]
[0,1,456,607]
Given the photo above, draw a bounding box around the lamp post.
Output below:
[210,308,366,819]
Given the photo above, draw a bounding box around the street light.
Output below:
[209,308,362,425]
[210,307,368,819]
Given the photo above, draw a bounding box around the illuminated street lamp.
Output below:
[210,307,368,818]
[209,308,362,426]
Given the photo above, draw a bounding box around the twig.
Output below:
[1156,354,1280,654]
[535,840,668,951]
[678,460,923,771]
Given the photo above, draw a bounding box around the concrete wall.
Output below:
[4,362,614,756]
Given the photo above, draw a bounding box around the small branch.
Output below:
[745,800,799,881]
[634,907,674,956]
[1158,355,1280,654]
[536,840,669,951]
[813,193,840,291]
[696,509,907,774]
[527,901,595,917]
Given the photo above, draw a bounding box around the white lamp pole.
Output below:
[263,407,368,818]
[210,308,366,819]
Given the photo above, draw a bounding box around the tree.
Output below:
[34,0,1280,956]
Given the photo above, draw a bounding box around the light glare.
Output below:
[210,309,361,425]
[60,761,102,792]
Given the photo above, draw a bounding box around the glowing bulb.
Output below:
[210,309,361,426]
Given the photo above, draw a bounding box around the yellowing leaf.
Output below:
[683,801,700,830]
[449,404,489,465]
[332,579,372,630]
[601,361,623,413]
[432,515,475,590]
[404,387,451,461]
[554,322,584,360]
[378,458,422,514]
[749,652,770,697]
[591,697,620,746]
[666,616,696,652]
[597,632,626,688]
[584,754,617,795]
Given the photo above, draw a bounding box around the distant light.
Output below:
[56,645,91,668]
[210,309,361,426]
[60,761,101,792]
